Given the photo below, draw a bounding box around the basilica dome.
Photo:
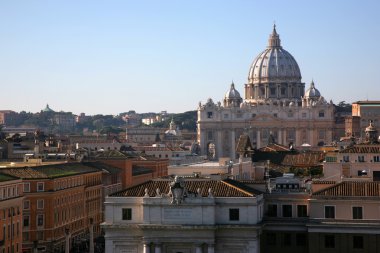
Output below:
[248,25,301,84]
[244,25,304,103]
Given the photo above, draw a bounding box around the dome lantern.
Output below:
[268,24,281,48]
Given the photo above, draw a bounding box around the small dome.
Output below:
[43,104,54,113]
[304,80,321,98]
[225,82,241,100]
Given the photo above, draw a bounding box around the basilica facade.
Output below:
[197,26,335,159]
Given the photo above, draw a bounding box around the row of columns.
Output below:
[143,243,214,253]
[247,83,304,100]
[201,127,332,158]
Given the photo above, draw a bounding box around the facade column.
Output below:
[265,85,268,99]
[247,239,259,253]
[327,129,333,144]
[309,128,314,147]
[216,130,222,158]
[230,130,236,159]
[154,243,162,253]
[195,244,202,253]
[257,130,261,149]
[277,84,280,98]
[200,129,206,156]
[278,129,282,145]
[143,243,150,253]
[295,129,301,147]
[208,244,215,253]
[254,85,258,99]
[283,129,287,146]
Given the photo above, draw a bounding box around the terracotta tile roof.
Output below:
[2,168,48,179]
[313,181,380,197]
[1,163,100,179]
[282,152,324,167]
[312,180,336,185]
[95,150,130,158]
[259,143,291,152]
[111,178,260,197]
[339,144,380,153]
[235,134,254,154]
[133,146,172,152]
[0,173,20,182]
[83,162,121,174]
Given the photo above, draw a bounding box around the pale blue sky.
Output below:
[0,0,379,115]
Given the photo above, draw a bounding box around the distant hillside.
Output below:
[150,110,197,132]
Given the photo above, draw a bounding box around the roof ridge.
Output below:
[221,179,255,197]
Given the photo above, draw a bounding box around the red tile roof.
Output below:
[259,143,291,152]
[111,178,260,197]
[282,152,324,167]
[313,181,380,197]
[339,144,380,153]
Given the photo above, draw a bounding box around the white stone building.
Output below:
[197,25,335,159]
[103,176,264,253]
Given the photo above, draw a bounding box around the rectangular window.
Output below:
[297,205,307,217]
[37,182,44,192]
[325,235,335,248]
[267,204,277,217]
[23,200,30,210]
[207,112,213,119]
[266,233,276,246]
[224,114,229,119]
[358,156,365,162]
[352,206,363,219]
[302,112,307,118]
[343,155,350,162]
[23,216,29,227]
[296,233,307,246]
[37,214,44,226]
[23,183,30,193]
[374,156,380,162]
[37,231,44,240]
[22,232,29,242]
[122,208,132,220]
[229,208,239,221]
[37,200,44,209]
[318,130,325,139]
[319,111,325,117]
[353,235,364,249]
[207,131,213,140]
[325,206,335,219]
[282,205,292,217]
